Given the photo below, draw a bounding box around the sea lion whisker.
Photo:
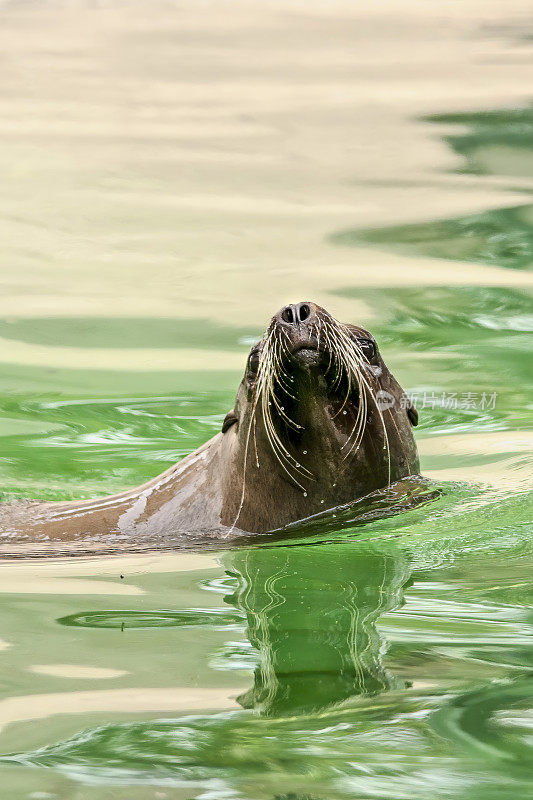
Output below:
[271,337,297,400]
[331,369,354,420]
[321,318,356,399]
[262,399,313,477]
[255,332,314,483]
[228,379,264,535]
[321,319,370,452]
[331,324,391,483]
[260,398,312,485]
[335,334,369,435]
[253,412,259,468]
[263,365,300,432]
[321,323,335,376]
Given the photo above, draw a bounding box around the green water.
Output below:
[0,273,531,798]
[331,204,533,271]
[330,106,533,270]
[0,21,532,800]
[423,105,533,179]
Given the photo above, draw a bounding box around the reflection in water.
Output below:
[1,539,532,799]
[0,542,417,792]
[222,542,411,715]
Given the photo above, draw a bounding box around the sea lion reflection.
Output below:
[222,541,411,716]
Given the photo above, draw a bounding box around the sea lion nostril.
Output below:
[298,303,310,322]
[280,303,311,325]
[281,305,295,324]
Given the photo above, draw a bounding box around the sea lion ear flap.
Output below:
[222,409,239,433]
[407,402,419,427]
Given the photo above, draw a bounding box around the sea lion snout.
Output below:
[274,301,323,364]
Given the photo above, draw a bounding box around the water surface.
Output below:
[0,2,531,799]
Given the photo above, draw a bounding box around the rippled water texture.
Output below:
[0,1,531,799]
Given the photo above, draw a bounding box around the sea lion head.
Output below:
[221,302,419,532]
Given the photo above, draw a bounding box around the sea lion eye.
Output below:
[356,338,377,361]
[248,349,260,374]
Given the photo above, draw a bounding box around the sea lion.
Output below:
[0,302,420,555]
